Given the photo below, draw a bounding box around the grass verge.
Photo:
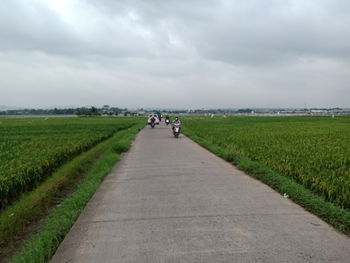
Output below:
[4,123,143,263]
[183,130,350,235]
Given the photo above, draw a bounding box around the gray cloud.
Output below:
[0,0,78,55]
[86,0,350,64]
[0,0,349,108]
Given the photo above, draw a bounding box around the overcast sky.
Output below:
[1,0,349,109]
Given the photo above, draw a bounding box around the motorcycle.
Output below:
[150,117,156,128]
[173,123,181,138]
[165,119,170,126]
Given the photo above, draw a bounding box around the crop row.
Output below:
[0,117,141,207]
[184,116,350,208]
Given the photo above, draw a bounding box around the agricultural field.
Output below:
[0,117,141,208]
[184,116,350,209]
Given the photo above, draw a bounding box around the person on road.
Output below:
[165,115,170,125]
[172,116,181,130]
[157,112,162,122]
[172,116,181,124]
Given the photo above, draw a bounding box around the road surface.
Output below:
[51,123,350,263]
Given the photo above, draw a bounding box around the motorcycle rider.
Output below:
[165,115,170,124]
[172,116,181,137]
[157,112,162,122]
[172,116,181,130]
[149,116,156,128]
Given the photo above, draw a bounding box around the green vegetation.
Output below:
[184,116,350,233]
[0,117,144,261]
[75,106,101,116]
[9,127,142,263]
[0,117,136,207]
[0,106,127,116]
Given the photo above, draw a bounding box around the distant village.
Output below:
[1,105,350,117]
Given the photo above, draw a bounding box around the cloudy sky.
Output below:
[1,0,349,109]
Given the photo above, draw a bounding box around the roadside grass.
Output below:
[183,130,350,235]
[4,123,143,263]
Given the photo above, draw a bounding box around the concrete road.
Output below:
[51,123,350,263]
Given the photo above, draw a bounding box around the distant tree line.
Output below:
[0,108,76,115]
[0,107,127,116]
[1,107,347,116]
[145,108,255,114]
[75,107,101,116]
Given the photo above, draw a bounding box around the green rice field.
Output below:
[184,116,350,208]
[0,117,140,207]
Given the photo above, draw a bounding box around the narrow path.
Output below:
[51,123,350,263]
